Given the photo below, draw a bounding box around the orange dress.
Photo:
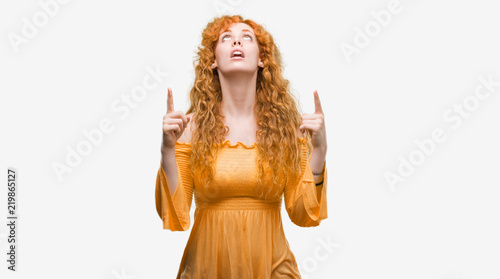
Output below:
[155,137,328,278]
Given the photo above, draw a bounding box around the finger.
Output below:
[166,118,183,125]
[167,88,174,113]
[173,112,188,128]
[299,123,316,133]
[165,123,181,133]
[314,90,323,114]
[301,114,318,120]
[181,113,188,126]
[300,119,321,130]
[299,122,306,134]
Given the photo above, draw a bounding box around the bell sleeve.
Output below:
[155,142,194,231]
[284,139,328,227]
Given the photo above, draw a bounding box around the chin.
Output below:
[221,66,256,74]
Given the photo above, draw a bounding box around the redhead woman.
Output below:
[155,15,328,278]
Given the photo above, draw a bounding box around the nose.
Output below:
[233,40,241,46]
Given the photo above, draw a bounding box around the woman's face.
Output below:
[213,22,262,74]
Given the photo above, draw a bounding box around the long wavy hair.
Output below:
[185,15,313,199]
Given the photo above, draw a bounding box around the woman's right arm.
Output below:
[155,143,194,231]
[160,87,192,196]
[160,146,179,197]
[155,88,193,231]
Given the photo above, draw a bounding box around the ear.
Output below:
[258,59,264,68]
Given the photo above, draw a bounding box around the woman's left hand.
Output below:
[300,90,327,149]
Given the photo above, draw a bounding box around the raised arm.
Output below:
[284,138,328,227]
[155,88,194,231]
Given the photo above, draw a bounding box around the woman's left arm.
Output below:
[300,90,327,184]
[283,138,328,227]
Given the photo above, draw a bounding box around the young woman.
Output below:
[155,15,328,278]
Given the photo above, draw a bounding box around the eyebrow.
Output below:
[221,29,254,35]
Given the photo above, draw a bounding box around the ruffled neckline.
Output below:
[176,137,307,149]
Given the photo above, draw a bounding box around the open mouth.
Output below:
[230,50,245,59]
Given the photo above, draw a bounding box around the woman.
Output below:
[155,15,328,278]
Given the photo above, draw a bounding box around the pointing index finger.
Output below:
[167,88,174,113]
[314,90,323,114]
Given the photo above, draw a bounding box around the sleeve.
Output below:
[284,140,328,227]
[155,143,194,231]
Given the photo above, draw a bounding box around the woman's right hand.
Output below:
[162,88,191,150]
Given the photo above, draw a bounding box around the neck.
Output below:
[218,70,258,120]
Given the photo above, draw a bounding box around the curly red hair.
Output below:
[185,15,313,199]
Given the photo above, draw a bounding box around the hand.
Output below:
[300,90,327,149]
[162,88,191,150]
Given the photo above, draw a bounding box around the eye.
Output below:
[221,34,253,41]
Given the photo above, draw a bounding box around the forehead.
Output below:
[220,23,254,34]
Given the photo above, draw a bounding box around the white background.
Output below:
[1,0,499,278]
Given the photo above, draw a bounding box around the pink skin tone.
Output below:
[211,23,263,121]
